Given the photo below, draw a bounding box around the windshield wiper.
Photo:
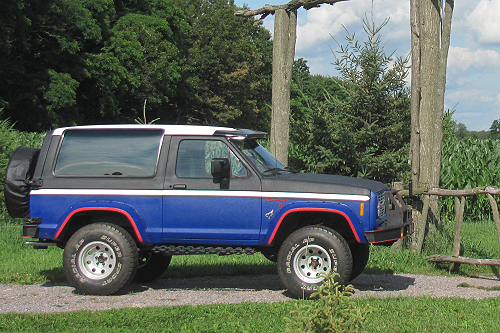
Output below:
[262,167,298,175]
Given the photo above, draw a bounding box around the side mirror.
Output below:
[211,158,230,179]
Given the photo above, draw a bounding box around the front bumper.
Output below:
[364,189,414,244]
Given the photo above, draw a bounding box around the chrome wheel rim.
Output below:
[293,244,331,283]
[79,241,116,280]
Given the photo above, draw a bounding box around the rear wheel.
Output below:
[63,223,138,295]
[277,226,352,299]
[133,251,171,283]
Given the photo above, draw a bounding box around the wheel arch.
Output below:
[266,207,362,248]
[55,206,147,246]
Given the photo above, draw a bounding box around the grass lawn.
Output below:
[3,218,499,285]
[1,297,500,332]
[1,217,500,332]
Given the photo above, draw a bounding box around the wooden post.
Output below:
[270,8,296,166]
[415,195,430,253]
[450,196,465,272]
[487,193,500,256]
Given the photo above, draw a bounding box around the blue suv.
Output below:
[4,124,413,297]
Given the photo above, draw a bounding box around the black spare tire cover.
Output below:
[4,147,40,218]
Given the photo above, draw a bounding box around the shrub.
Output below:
[284,271,371,333]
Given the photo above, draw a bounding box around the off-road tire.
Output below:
[4,147,40,218]
[63,223,138,295]
[133,251,172,283]
[277,226,352,299]
[261,247,278,262]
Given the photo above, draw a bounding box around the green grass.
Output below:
[0,223,277,285]
[363,217,500,278]
[2,217,500,285]
[1,297,500,332]
[0,224,65,284]
[2,217,500,332]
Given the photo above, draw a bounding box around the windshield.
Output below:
[231,138,290,175]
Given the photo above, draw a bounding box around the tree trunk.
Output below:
[409,0,422,249]
[419,0,441,202]
[409,0,421,189]
[409,0,454,252]
[270,9,297,166]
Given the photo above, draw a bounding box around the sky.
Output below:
[235,0,500,132]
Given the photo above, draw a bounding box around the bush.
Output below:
[284,271,371,333]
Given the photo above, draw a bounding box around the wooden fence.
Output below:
[397,185,500,270]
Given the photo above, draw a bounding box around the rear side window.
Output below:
[54,129,163,177]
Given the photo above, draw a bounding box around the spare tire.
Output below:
[4,147,40,218]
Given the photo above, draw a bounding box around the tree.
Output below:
[84,1,189,124]
[455,122,469,139]
[1,0,273,131]
[235,0,347,166]
[409,0,454,251]
[0,0,115,130]
[174,0,273,129]
[489,119,500,140]
[289,20,411,184]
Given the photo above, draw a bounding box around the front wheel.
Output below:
[277,226,352,299]
[349,242,370,281]
[63,223,138,295]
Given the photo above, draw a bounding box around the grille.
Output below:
[377,190,386,218]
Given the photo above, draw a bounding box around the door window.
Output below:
[175,140,247,178]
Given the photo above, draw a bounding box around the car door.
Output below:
[162,136,262,242]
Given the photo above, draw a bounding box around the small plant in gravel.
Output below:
[284,271,371,333]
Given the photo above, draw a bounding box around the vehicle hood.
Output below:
[261,173,387,196]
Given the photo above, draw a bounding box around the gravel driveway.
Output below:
[1,273,500,314]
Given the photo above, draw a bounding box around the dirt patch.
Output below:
[1,273,499,314]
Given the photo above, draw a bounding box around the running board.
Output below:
[152,245,257,256]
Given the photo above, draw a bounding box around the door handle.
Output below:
[173,184,187,189]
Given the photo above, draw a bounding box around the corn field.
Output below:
[441,137,500,219]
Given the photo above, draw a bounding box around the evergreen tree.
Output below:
[289,19,411,184]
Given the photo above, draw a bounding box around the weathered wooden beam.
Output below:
[427,255,500,266]
[399,186,500,197]
[234,0,348,17]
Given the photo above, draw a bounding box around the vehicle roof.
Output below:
[51,124,267,138]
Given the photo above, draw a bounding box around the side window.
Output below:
[54,129,163,177]
[176,139,247,178]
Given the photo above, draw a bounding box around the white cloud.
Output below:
[295,0,410,53]
[373,0,410,24]
[446,89,483,101]
[446,89,500,113]
[296,5,360,52]
[455,77,473,87]
[447,46,500,72]
[465,0,500,44]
